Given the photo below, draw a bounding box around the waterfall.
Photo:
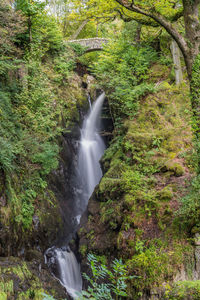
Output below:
[55,249,82,298]
[78,92,106,205]
[45,93,106,299]
[87,93,92,110]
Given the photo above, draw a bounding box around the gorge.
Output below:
[2,1,200,299]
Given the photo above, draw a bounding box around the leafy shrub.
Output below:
[70,43,87,56]
[92,33,157,121]
[32,142,59,175]
[177,175,200,229]
[79,254,132,300]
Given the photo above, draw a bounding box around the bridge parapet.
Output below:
[67,38,108,52]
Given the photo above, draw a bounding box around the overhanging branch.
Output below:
[115,0,189,66]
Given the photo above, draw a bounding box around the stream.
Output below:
[45,93,106,298]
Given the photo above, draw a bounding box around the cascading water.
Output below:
[45,93,106,299]
[87,93,92,110]
[77,92,106,207]
[54,249,82,298]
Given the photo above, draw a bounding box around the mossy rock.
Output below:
[0,257,66,300]
[149,64,170,82]
[161,161,184,177]
[158,81,172,91]
[164,280,200,299]
[158,186,173,201]
[191,226,200,235]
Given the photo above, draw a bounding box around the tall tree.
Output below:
[15,0,45,43]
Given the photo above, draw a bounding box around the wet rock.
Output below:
[25,249,43,262]
[0,256,67,299]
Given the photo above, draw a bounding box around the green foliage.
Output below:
[121,169,143,193]
[79,254,132,300]
[177,175,200,229]
[15,0,63,55]
[32,143,59,175]
[54,52,75,79]
[69,43,87,56]
[0,91,20,172]
[42,294,57,300]
[91,26,157,121]
[30,13,63,55]
[15,0,45,16]
[127,241,187,293]
[0,0,82,235]
[129,246,169,289]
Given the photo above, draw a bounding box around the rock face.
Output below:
[0,185,62,257]
[0,254,67,300]
[48,132,80,248]
[78,192,118,277]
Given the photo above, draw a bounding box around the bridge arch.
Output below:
[68,38,108,52]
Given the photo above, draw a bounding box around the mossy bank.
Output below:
[78,51,199,298]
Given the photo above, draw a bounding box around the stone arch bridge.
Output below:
[68,38,108,52]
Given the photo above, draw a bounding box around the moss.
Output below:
[0,257,66,300]
[162,161,185,177]
[148,64,170,82]
[0,280,13,295]
[6,263,32,281]
[191,226,200,234]
[80,245,87,257]
[128,247,171,290]
[158,186,173,201]
[99,178,121,195]
[164,280,200,299]
[158,81,172,91]
[0,293,7,300]
[18,288,45,300]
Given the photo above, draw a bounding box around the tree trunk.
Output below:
[182,0,200,79]
[71,20,88,40]
[182,1,200,170]
[170,40,183,85]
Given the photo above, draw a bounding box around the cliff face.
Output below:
[0,71,87,252]
[78,64,199,298]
